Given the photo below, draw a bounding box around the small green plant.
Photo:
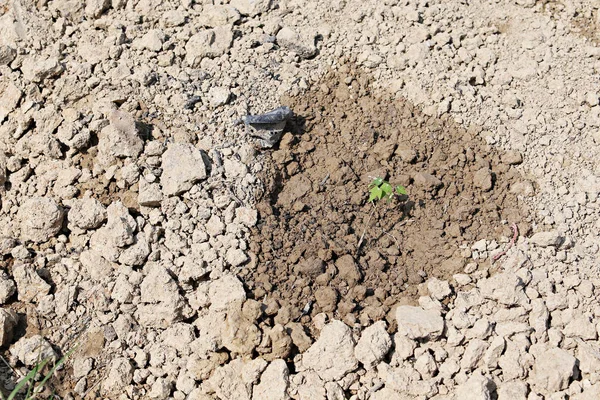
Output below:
[368,177,407,203]
[357,177,408,253]
[1,348,74,400]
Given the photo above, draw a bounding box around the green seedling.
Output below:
[368,177,407,203]
[357,177,408,253]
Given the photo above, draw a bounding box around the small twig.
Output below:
[0,354,23,380]
[319,174,330,187]
[356,202,376,255]
[492,223,519,263]
[82,373,104,399]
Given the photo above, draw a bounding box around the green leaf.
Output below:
[395,186,407,196]
[380,182,393,196]
[369,186,383,202]
[371,177,384,187]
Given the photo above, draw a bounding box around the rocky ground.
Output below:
[0,0,599,399]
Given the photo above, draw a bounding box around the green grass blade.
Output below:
[35,347,76,391]
[7,359,49,400]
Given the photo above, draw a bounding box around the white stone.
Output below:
[10,335,57,366]
[186,26,233,67]
[209,86,231,107]
[102,357,134,394]
[0,82,22,121]
[276,27,316,59]
[461,339,488,371]
[161,10,186,27]
[226,248,249,267]
[149,377,172,399]
[395,305,444,340]
[209,274,246,311]
[198,5,240,27]
[98,110,144,159]
[531,347,577,393]
[354,321,392,369]
[21,57,63,82]
[530,231,563,247]
[85,0,110,18]
[231,0,272,16]
[455,371,493,400]
[68,198,107,230]
[12,263,51,303]
[18,198,64,243]
[301,320,358,381]
[497,380,528,400]
[161,143,208,196]
[138,180,163,207]
[478,272,529,306]
[564,315,598,340]
[235,207,258,227]
[134,29,165,52]
[252,359,290,400]
[427,278,452,300]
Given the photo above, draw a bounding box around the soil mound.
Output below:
[243,64,533,330]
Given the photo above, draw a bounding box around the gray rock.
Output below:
[354,321,392,369]
[301,320,358,381]
[0,45,16,66]
[0,309,18,346]
[396,305,444,340]
[161,143,208,196]
[276,27,316,59]
[531,347,577,393]
[12,263,51,303]
[186,26,233,67]
[18,197,64,243]
[530,231,563,248]
[68,197,107,230]
[10,335,57,366]
[0,271,16,304]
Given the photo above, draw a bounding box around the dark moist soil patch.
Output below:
[241,64,532,331]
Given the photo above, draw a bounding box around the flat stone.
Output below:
[396,305,444,340]
[161,143,208,196]
[530,231,563,248]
